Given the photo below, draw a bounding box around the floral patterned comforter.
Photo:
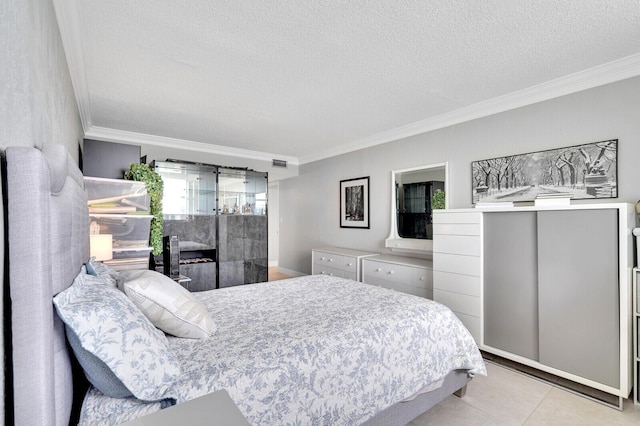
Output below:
[80,275,486,425]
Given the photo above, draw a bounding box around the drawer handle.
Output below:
[320,257,326,261]
[346,262,353,266]
[375,268,382,272]
[328,258,334,262]
[388,270,394,275]
[419,277,424,281]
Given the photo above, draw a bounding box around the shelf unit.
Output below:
[85,177,153,270]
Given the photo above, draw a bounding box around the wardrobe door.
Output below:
[484,212,539,360]
[218,214,245,288]
[217,169,268,287]
[537,209,619,388]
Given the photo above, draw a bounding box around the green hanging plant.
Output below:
[432,189,446,210]
[431,189,446,221]
[125,163,164,255]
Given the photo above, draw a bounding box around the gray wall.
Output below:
[1,0,82,159]
[1,0,82,422]
[279,76,640,275]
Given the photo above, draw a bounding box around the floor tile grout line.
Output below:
[482,361,551,425]
[482,359,622,411]
[520,384,554,426]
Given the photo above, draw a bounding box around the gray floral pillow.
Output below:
[53,271,180,401]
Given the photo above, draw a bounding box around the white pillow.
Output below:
[121,270,216,339]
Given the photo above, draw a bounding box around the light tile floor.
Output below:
[411,362,640,425]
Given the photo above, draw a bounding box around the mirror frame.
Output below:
[385,162,449,253]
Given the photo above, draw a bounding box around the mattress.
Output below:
[79,275,486,425]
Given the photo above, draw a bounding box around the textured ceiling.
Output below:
[54,0,640,164]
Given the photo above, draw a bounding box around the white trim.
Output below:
[298,53,640,164]
[386,162,448,254]
[53,0,92,131]
[267,181,280,267]
[84,126,300,165]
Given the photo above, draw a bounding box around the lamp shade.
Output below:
[90,234,113,261]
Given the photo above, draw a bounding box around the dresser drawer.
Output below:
[364,271,431,298]
[433,211,481,225]
[433,252,481,276]
[433,289,480,317]
[313,264,346,278]
[433,223,481,236]
[313,251,345,268]
[413,267,433,291]
[433,270,480,297]
[453,312,481,343]
[363,260,414,283]
[433,234,481,256]
[311,248,380,282]
[362,258,432,299]
[341,256,358,273]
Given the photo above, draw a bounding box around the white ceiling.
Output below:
[53,1,640,165]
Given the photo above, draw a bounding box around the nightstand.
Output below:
[121,390,250,425]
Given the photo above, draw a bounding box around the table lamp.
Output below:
[90,234,113,261]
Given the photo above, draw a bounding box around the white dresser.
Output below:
[432,210,482,343]
[362,254,433,299]
[433,204,634,405]
[311,247,378,281]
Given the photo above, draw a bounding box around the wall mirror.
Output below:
[385,162,448,253]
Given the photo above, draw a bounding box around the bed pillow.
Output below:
[64,325,133,398]
[53,271,180,402]
[120,270,216,339]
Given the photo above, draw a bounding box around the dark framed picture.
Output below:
[340,176,370,228]
[471,139,618,204]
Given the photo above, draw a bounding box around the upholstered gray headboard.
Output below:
[4,145,89,425]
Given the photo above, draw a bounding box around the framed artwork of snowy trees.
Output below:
[471,139,617,204]
[340,176,370,228]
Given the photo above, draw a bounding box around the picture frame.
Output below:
[340,176,370,228]
[471,139,617,204]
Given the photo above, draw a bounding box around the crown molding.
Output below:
[298,53,640,164]
[85,126,300,165]
[87,53,640,166]
[53,0,92,132]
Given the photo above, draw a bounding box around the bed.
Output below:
[2,144,486,425]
